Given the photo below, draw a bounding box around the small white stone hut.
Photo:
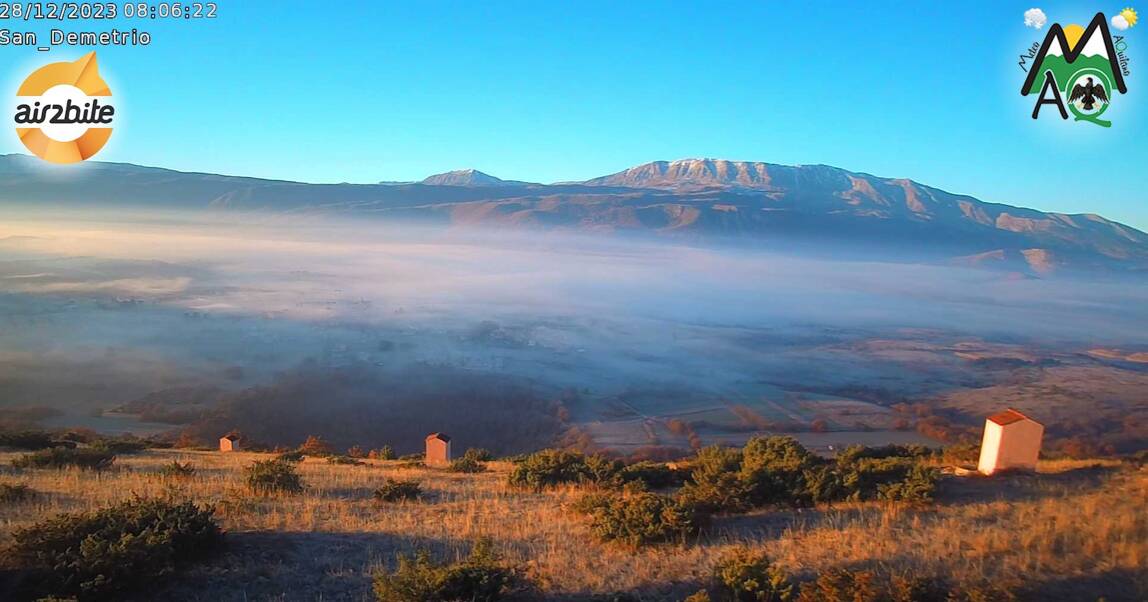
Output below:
[219,433,241,453]
[977,409,1043,475]
[425,432,452,465]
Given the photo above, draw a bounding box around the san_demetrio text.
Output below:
[1,27,152,47]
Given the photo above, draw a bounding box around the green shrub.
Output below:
[680,446,752,513]
[714,548,794,602]
[840,455,921,498]
[619,460,682,489]
[679,436,941,512]
[369,446,397,460]
[436,538,519,602]
[565,455,681,490]
[796,568,880,602]
[373,478,422,503]
[584,454,625,485]
[160,461,196,479]
[372,537,520,601]
[1,482,35,503]
[876,464,940,504]
[507,449,592,490]
[11,496,221,599]
[835,445,940,501]
[12,447,116,471]
[245,460,304,495]
[526,438,942,533]
[327,455,365,466]
[449,456,487,473]
[90,436,150,454]
[940,443,981,464]
[739,436,820,507]
[681,438,940,512]
[802,465,847,505]
[743,436,817,471]
[570,490,615,515]
[0,429,57,450]
[795,569,996,602]
[276,450,305,463]
[463,448,494,462]
[836,444,933,464]
[582,491,704,547]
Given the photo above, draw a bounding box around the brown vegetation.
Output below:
[0,449,1143,600]
[930,364,1148,455]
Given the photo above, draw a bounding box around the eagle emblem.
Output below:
[1068,76,1109,111]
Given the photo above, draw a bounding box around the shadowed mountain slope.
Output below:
[2,155,1144,274]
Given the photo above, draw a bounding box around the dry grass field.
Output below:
[1,450,1145,601]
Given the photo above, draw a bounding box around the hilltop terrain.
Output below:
[0,447,1144,601]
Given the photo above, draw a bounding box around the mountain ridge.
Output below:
[1,154,1144,275]
[421,168,534,187]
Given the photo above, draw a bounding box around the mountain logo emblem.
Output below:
[12,52,116,163]
[1021,12,1130,127]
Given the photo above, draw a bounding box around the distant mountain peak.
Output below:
[0,153,1144,273]
[421,169,531,187]
[580,158,849,190]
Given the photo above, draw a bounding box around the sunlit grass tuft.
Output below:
[0,450,1142,598]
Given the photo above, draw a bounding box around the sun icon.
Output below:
[1120,7,1139,27]
[1064,23,1085,49]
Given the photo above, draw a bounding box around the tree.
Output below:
[298,435,333,456]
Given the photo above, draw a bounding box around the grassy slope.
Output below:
[0,450,1145,601]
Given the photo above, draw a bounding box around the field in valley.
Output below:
[3,215,1147,458]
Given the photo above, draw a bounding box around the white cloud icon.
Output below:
[1024,8,1048,29]
[1112,14,1130,31]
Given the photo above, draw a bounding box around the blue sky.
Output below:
[3,1,1147,229]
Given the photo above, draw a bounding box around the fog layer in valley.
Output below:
[2,210,1146,454]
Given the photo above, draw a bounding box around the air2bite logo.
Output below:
[1020,9,1135,128]
[12,51,115,163]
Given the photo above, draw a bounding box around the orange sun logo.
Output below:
[13,52,116,164]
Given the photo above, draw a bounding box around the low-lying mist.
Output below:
[2,209,1146,453]
[4,210,1146,336]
